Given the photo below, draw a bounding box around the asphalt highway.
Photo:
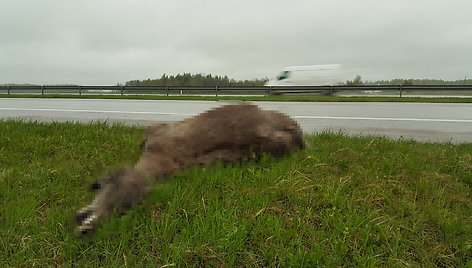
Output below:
[1,98,471,143]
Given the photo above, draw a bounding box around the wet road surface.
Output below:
[1,98,471,143]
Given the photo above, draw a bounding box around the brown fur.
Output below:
[76,103,306,235]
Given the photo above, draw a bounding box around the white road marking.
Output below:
[1,107,471,123]
[0,107,178,116]
[293,115,472,123]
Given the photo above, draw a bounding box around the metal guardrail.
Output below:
[1,85,472,97]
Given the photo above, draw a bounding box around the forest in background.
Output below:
[126,73,472,87]
[125,73,268,87]
[345,75,472,86]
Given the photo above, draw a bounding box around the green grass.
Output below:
[1,121,471,266]
[2,93,472,103]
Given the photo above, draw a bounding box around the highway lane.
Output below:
[1,98,471,143]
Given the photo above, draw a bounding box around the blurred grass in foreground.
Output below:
[0,120,471,266]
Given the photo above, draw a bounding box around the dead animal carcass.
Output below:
[76,103,306,235]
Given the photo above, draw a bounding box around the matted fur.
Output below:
[76,103,306,235]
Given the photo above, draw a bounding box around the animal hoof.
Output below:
[76,206,99,236]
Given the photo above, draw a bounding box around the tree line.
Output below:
[126,73,472,87]
[346,75,472,86]
[125,73,268,87]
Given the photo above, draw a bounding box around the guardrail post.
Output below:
[166,86,169,96]
[216,86,218,97]
[41,85,44,95]
[121,86,124,96]
[8,85,10,95]
[269,86,272,94]
[399,85,403,97]
[330,85,333,95]
[79,86,82,96]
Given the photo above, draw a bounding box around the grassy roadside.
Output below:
[1,93,472,103]
[1,120,471,266]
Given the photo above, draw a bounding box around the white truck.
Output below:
[265,64,343,86]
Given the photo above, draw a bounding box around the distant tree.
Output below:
[403,79,413,86]
[346,75,364,86]
[160,74,168,86]
[353,75,363,85]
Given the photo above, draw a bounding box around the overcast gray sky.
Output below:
[1,0,471,85]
